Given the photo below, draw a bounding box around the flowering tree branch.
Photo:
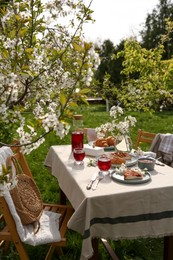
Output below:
[0,0,100,153]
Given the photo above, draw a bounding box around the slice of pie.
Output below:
[107,151,131,165]
[110,151,131,161]
[124,169,144,180]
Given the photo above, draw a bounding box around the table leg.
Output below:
[89,238,99,259]
[164,236,173,260]
[60,189,67,205]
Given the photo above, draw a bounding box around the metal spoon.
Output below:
[86,173,98,190]
[92,173,104,190]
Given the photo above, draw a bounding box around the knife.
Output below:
[86,173,98,190]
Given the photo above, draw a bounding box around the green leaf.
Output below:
[84,42,92,50]
[80,96,89,105]
[72,43,83,52]
[78,88,90,94]
[19,28,28,37]
[25,48,33,54]
[2,49,8,58]
[59,93,67,107]
[69,101,78,107]
[15,14,20,21]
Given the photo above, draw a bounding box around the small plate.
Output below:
[111,171,151,184]
[88,141,115,151]
[111,155,138,167]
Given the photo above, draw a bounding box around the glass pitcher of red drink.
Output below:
[71,131,84,151]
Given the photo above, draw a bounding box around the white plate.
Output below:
[111,155,138,167]
[111,171,151,184]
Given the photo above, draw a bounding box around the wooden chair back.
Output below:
[0,144,74,259]
[134,129,156,150]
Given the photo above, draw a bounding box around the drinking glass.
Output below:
[97,155,111,176]
[71,131,84,151]
[73,148,85,165]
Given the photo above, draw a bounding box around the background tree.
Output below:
[141,0,173,59]
[91,39,126,106]
[116,20,173,112]
[95,39,125,85]
[0,0,100,153]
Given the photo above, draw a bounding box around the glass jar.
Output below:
[73,114,83,130]
[124,133,133,152]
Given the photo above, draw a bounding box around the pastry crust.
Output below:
[124,169,143,180]
[94,136,115,147]
[106,151,131,165]
[110,157,126,165]
[94,138,108,147]
[106,136,115,146]
[110,151,131,160]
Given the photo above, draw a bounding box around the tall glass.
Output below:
[71,131,84,151]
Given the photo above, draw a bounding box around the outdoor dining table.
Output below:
[44,144,173,260]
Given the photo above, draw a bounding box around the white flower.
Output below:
[96,106,137,144]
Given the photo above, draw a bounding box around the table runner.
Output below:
[45,145,173,259]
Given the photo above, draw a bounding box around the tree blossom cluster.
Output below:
[95,106,137,143]
[0,0,100,153]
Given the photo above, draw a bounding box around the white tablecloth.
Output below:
[45,145,173,260]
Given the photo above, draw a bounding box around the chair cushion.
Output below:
[4,190,61,246]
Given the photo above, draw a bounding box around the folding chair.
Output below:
[134,129,156,150]
[0,144,74,260]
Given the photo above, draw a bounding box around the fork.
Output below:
[92,174,104,190]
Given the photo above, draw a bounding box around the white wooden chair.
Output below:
[0,144,74,259]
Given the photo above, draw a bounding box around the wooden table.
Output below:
[45,145,173,260]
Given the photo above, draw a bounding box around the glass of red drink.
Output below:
[73,148,85,165]
[71,131,84,151]
[97,155,111,176]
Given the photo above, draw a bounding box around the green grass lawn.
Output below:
[2,104,173,259]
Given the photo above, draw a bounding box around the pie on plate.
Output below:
[107,151,131,165]
[124,168,144,180]
[111,167,151,184]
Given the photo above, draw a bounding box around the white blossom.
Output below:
[96,106,137,143]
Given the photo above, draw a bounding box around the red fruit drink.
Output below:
[71,131,84,151]
[73,148,85,162]
[98,157,111,171]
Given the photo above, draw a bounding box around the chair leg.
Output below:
[0,240,11,253]
[60,189,67,205]
[45,245,64,260]
[164,236,173,260]
[55,246,64,256]
[101,238,119,260]
[14,241,29,260]
[89,238,99,259]
[45,245,56,260]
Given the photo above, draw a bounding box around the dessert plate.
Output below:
[111,171,151,184]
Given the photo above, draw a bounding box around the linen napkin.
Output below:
[87,128,97,142]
